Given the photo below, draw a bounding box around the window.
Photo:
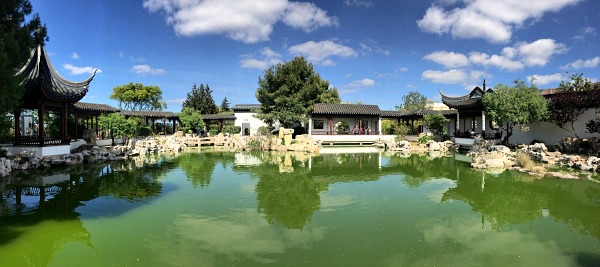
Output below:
[314,120,324,129]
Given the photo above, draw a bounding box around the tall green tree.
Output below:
[110,82,166,111]
[220,97,230,112]
[182,83,218,114]
[98,113,136,145]
[547,73,600,138]
[0,0,48,114]
[423,113,450,141]
[255,56,340,127]
[482,80,548,144]
[178,107,205,133]
[396,91,427,111]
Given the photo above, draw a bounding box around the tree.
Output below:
[178,107,205,133]
[0,0,48,114]
[220,97,230,112]
[423,113,450,141]
[548,73,600,138]
[482,80,548,144]
[255,56,340,127]
[98,113,135,145]
[396,91,427,111]
[110,82,166,111]
[182,83,218,114]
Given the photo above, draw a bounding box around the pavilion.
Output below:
[11,45,97,156]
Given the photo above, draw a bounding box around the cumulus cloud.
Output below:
[143,0,337,43]
[527,73,564,85]
[346,78,375,88]
[71,52,79,59]
[424,39,566,71]
[288,40,357,66]
[423,51,469,68]
[344,0,373,8]
[131,64,165,75]
[240,47,283,70]
[417,0,581,43]
[561,56,600,70]
[422,69,467,84]
[283,2,339,32]
[63,64,101,75]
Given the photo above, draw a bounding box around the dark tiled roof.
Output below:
[232,104,260,111]
[202,113,236,120]
[440,87,490,109]
[381,109,457,118]
[73,102,119,113]
[17,46,95,102]
[312,103,381,116]
[120,110,177,118]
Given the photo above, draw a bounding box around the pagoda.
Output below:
[13,45,96,147]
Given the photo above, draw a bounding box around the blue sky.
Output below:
[31,0,599,111]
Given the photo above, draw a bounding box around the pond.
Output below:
[1,150,599,266]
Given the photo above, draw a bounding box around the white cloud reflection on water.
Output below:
[144,208,327,266]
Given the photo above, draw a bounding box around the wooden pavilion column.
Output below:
[152,118,156,134]
[172,118,177,133]
[74,111,79,140]
[38,104,45,146]
[163,118,167,135]
[329,117,333,134]
[14,109,21,144]
[95,115,99,136]
[359,117,363,134]
[218,119,222,132]
[61,102,68,143]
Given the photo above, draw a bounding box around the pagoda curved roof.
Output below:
[17,46,96,103]
[440,87,491,109]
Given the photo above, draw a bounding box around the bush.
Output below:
[258,126,270,136]
[381,120,396,135]
[208,129,219,136]
[418,134,434,144]
[222,125,241,135]
[395,124,410,140]
[138,126,152,137]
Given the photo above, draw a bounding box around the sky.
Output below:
[30,0,600,112]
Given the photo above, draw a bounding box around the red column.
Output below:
[329,117,333,134]
[14,109,21,145]
[38,104,45,146]
[61,102,68,143]
[359,118,363,134]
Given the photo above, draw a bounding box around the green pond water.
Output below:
[1,150,599,267]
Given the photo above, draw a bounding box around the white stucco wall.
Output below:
[508,108,599,145]
[234,112,268,136]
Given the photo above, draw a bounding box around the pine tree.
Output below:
[220,97,230,112]
[182,83,218,114]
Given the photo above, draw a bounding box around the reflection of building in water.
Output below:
[234,153,262,166]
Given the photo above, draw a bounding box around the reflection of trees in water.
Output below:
[386,154,460,188]
[178,151,235,189]
[442,169,600,239]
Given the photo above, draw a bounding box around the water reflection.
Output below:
[0,155,176,266]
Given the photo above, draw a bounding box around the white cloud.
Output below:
[283,2,338,32]
[397,67,409,72]
[516,39,567,66]
[71,52,79,59]
[344,0,373,8]
[417,0,581,43]
[346,78,375,88]
[423,51,469,68]
[118,51,125,58]
[527,73,564,85]
[359,40,390,56]
[422,69,467,84]
[131,64,165,75]
[288,40,357,66]
[573,26,596,40]
[63,64,102,75]
[468,51,524,71]
[143,0,336,43]
[561,56,600,70]
[240,47,283,70]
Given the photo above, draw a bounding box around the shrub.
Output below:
[208,129,219,136]
[222,125,241,135]
[418,134,434,144]
[395,124,410,141]
[257,126,270,136]
[139,126,152,137]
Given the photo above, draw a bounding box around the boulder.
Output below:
[82,129,97,145]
